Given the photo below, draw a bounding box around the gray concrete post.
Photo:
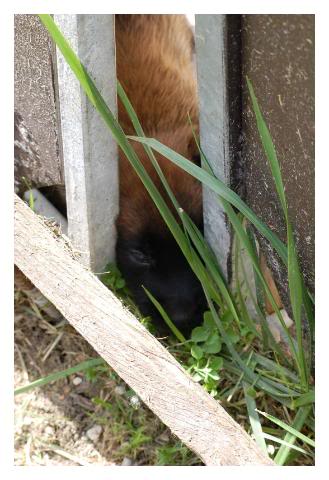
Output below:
[195,15,231,278]
[54,14,119,273]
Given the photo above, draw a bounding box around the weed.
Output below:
[156,442,200,466]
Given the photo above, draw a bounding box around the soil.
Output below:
[14,288,200,466]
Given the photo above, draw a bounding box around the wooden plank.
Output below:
[14,15,63,193]
[14,194,274,466]
[54,14,119,273]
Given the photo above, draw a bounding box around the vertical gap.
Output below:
[227,14,243,280]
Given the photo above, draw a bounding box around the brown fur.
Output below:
[115,14,202,237]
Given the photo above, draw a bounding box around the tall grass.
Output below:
[36,14,314,465]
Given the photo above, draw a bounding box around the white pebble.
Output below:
[44,426,54,436]
[86,425,102,442]
[267,444,275,455]
[23,416,33,426]
[129,395,141,409]
[121,457,133,466]
[72,376,83,386]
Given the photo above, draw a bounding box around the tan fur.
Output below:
[115,15,202,237]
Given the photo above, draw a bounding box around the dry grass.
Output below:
[14,288,201,466]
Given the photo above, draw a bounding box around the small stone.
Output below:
[44,426,54,436]
[23,416,33,426]
[157,431,170,444]
[121,457,133,466]
[114,385,125,396]
[86,425,102,442]
[72,376,83,386]
[267,444,275,455]
[129,394,141,409]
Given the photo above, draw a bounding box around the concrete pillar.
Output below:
[54,14,119,273]
[195,15,242,279]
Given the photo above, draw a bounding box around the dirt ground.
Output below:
[14,288,201,466]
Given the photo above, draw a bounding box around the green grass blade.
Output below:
[233,234,261,338]
[274,406,313,465]
[22,178,35,210]
[117,81,181,212]
[246,77,287,214]
[287,222,308,386]
[251,352,299,383]
[290,390,315,409]
[257,407,315,449]
[243,381,268,455]
[262,433,308,455]
[234,232,268,339]
[179,210,242,326]
[14,358,105,395]
[222,359,300,401]
[143,287,186,343]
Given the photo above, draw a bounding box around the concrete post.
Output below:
[195,15,231,279]
[54,14,119,273]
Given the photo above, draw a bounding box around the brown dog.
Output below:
[115,15,205,334]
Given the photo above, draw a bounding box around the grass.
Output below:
[14,289,200,466]
[14,14,315,466]
[14,358,105,396]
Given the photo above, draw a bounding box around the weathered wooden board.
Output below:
[14,15,63,193]
[14,194,273,466]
